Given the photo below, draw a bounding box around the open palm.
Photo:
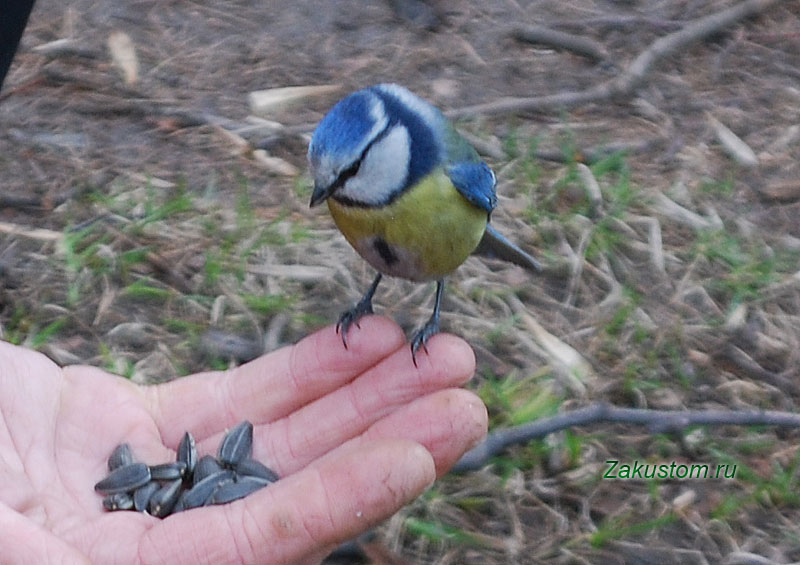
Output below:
[0,317,486,564]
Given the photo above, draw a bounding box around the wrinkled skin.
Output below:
[0,317,487,564]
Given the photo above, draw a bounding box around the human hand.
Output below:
[0,317,487,564]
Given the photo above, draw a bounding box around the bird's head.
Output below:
[308,84,442,208]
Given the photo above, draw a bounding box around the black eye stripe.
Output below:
[331,122,395,192]
[330,159,361,192]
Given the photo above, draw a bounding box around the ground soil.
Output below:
[2,0,800,563]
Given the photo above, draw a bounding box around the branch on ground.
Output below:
[453,402,800,472]
[448,0,779,118]
[511,24,609,62]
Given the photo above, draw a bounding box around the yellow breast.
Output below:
[327,169,488,281]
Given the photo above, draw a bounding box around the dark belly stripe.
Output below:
[373,237,398,266]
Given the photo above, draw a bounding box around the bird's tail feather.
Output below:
[473,224,542,273]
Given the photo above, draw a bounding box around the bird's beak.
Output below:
[309,183,335,208]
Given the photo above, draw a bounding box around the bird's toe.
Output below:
[336,301,375,348]
[410,319,440,366]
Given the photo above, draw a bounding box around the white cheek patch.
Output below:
[340,125,410,206]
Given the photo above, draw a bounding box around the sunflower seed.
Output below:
[99,421,278,516]
[94,462,151,495]
[133,481,160,512]
[235,474,272,487]
[218,421,253,466]
[235,458,279,483]
[149,461,187,481]
[103,492,134,511]
[108,443,135,471]
[210,476,267,505]
[177,432,197,474]
[171,497,186,514]
[148,479,183,518]
[193,455,224,485]
[180,469,235,510]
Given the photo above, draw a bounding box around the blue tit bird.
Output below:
[308,83,541,362]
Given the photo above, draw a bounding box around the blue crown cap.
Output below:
[309,90,382,163]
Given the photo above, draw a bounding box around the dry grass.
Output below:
[2,0,800,562]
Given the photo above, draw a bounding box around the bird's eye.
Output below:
[329,122,391,193]
[332,159,362,191]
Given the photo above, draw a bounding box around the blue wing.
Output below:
[446,161,497,213]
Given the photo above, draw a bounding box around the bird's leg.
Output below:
[410,279,444,366]
[337,273,383,348]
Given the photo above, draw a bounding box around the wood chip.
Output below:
[92,276,117,326]
[251,150,299,176]
[508,295,596,394]
[755,179,800,202]
[576,163,603,216]
[0,221,63,242]
[512,23,609,62]
[707,113,758,167]
[107,31,139,85]
[248,85,341,116]
[247,264,334,282]
[652,193,721,231]
[672,489,696,512]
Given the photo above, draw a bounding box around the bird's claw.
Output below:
[410,318,440,366]
[335,300,374,349]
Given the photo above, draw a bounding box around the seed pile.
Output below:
[94,421,279,517]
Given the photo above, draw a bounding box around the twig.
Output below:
[0,191,75,212]
[627,214,666,274]
[533,137,664,164]
[0,221,63,242]
[548,16,683,31]
[613,0,779,93]
[547,15,683,32]
[453,402,800,472]
[511,24,609,62]
[711,343,799,395]
[332,397,800,557]
[247,263,335,282]
[68,90,312,143]
[386,0,442,30]
[562,225,592,308]
[447,0,779,118]
[651,192,722,231]
[31,38,99,59]
[447,89,603,119]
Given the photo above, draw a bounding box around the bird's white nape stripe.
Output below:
[339,124,411,206]
[363,93,390,154]
[376,84,441,130]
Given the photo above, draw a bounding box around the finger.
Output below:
[246,333,475,474]
[137,439,435,565]
[149,317,406,446]
[360,388,487,477]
